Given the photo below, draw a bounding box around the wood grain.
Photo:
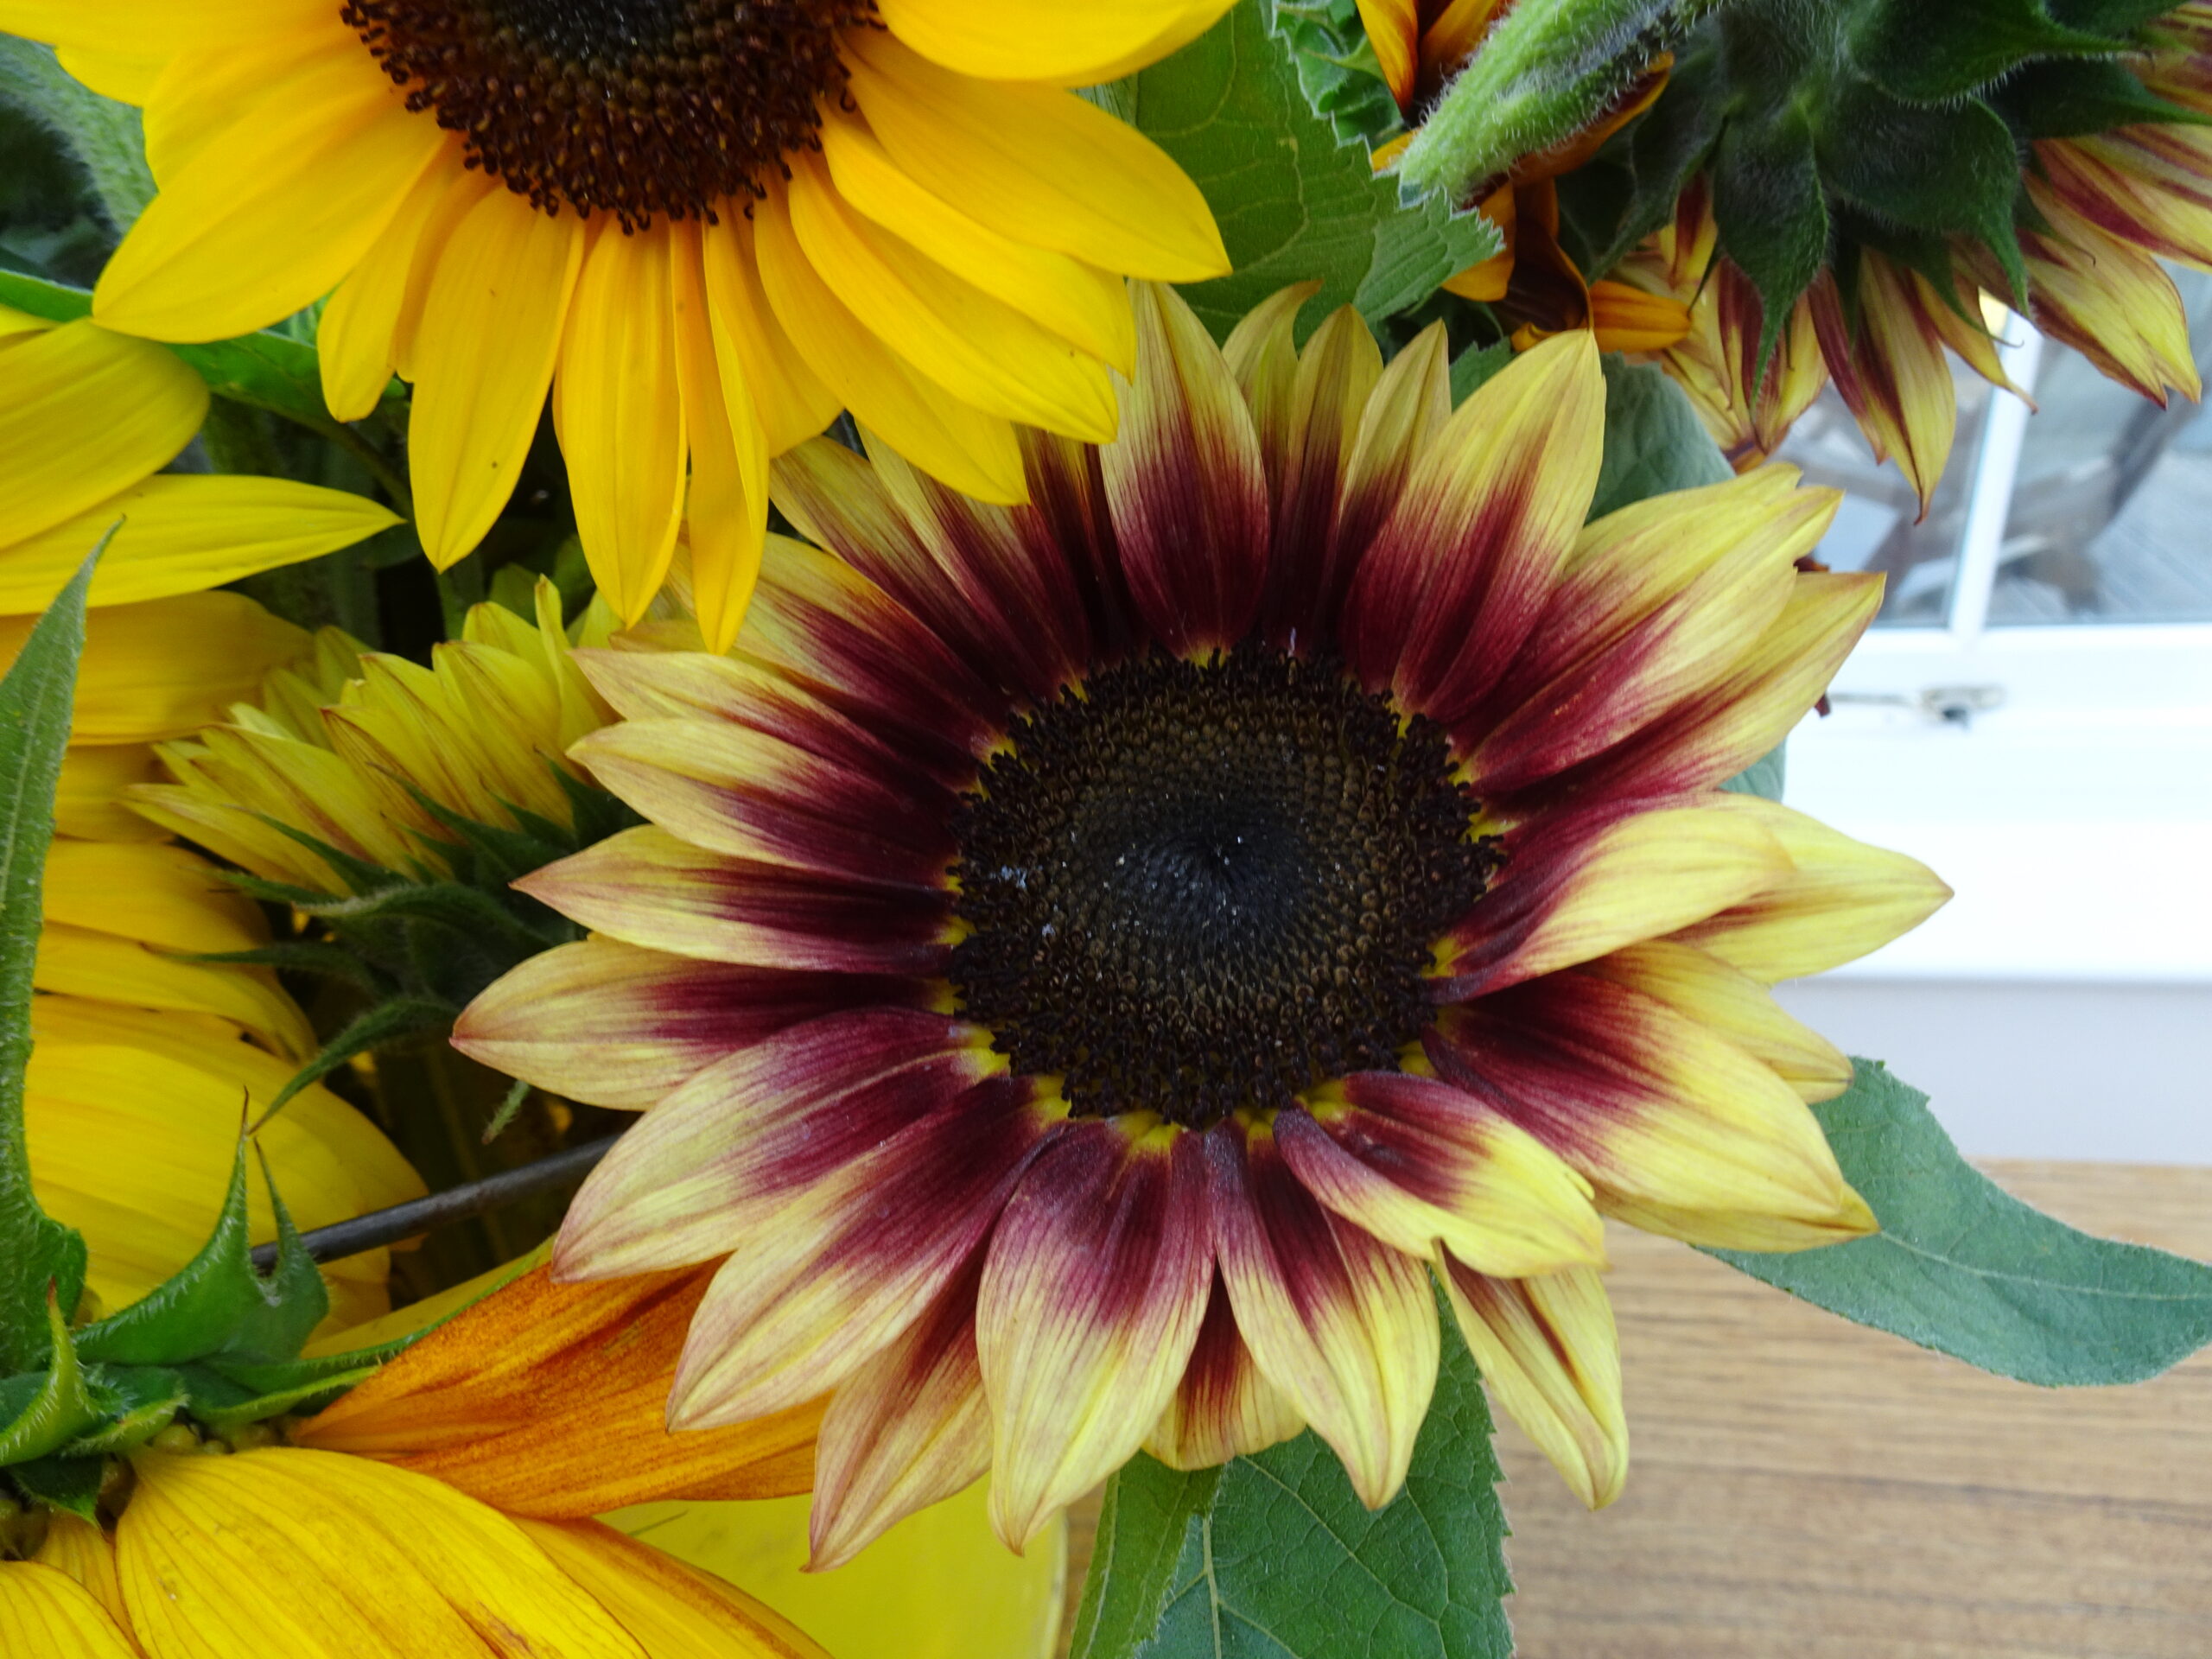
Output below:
[1058,1161,2212,1658]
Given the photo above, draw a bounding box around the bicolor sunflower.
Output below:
[0,0,1235,650]
[0,1263,829,1658]
[456,283,1949,1562]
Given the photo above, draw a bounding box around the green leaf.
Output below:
[73,1138,328,1367]
[0,36,153,229]
[1850,0,2123,104]
[1449,340,1512,406]
[0,270,392,435]
[7,1452,104,1522]
[1708,103,1829,371]
[1069,1285,1511,1659]
[1132,0,1502,340]
[0,550,99,1372]
[1719,744,1787,801]
[0,1292,100,1464]
[1712,1061,2212,1385]
[1587,356,1732,521]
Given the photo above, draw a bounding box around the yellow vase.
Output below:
[604,1483,1065,1659]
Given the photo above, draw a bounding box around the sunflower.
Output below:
[0,1265,830,1658]
[455,283,1949,1562]
[1615,6,2212,509]
[0,1,1235,652]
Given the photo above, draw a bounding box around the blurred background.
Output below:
[1772,287,2212,1163]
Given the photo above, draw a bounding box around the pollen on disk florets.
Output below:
[949,647,1503,1129]
[340,0,876,228]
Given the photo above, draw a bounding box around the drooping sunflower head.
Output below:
[458,283,1950,1565]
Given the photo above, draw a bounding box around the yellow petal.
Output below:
[876,0,1235,85]
[845,26,1229,282]
[43,839,265,953]
[410,189,586,567]
[1439,1261,1628,1509]
[818,105,1135,373]
[1585,939,1853,1102]
[94,45,445,341]
[0,316,204,547]
[1676,796,1953,983]
[753,180,1026,503]
[518,1519,831,1659]
[0,474,397,615]
[55,43,165,104]
[0,1562,138,1659]
[318,153,456,421]
[1335,319,1452,558]
[34,922,311,1056]
[1357,0,1421,107]
[699,213,842,457]
[0,0,328,54]
[0,592,308,746]
[785,149,1116,442]
[55,743,167,842]
[32,1514,130,1630]
[1221,281,1316,490]
[120,1449,648,1658]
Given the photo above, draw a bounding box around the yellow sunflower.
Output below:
[0,1265,828,1658]
[455,284,1950,1564]
[0,0,1235,650]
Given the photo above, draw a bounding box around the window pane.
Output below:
[1991,269,2212,625]
[1772,364,1996,627]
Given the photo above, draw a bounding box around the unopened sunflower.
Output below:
[458,283,1949,1563]
[0,0,1235,647]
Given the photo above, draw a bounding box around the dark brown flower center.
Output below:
[949,648,1499,1129]
[341,0,874,227]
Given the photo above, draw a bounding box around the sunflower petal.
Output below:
[119,1448,645,1657]
[1428,969,1866,1236]
[95,49,445,341]
[1258,305,1385,646]
[1582,939,1852,1103]
[0,1563,137,1659]
[979,1122,1213,1548]
[300,1267,820,1517]
[1434,794,1793,1000]
[1674,796,1952,982]
[410,189,586,567]
[1222,282,1314,495]
[0,474,397,615]
[1205,1120,1440,1509]
[785,150,1118,442]
[518,1518,832,1659]
[1344,329,1605,724]
[698,212,842,457]
[514,826,955,976]
[555,1007,997,1278]
[453,938,930,1110]
[318,154,454,420]
[669,1074,1057,1427]
[845,27,1228,282]
[1331,320,1452,585]
[1143,1274,1306,1471]
[557,223,687,623]
[1278,1077,1604,1277]
[0,316,204,547]
[1808,261,1955,516]
[31,1515,130,1630]
[1438,1259,1627,1509]
[1100,283,1271,653]
[810,1262,993,1571]
[877,0,1233,84]
[671,220,771,655]
[753,179,1027,504]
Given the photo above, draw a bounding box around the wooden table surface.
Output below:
[1059,1161,2212,1658]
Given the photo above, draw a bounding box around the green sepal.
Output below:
[1711,1061,2212,1385]
[175,1359,381,1437]
[61,1367,187,1457]
[188,940,394,997]
[265,995,457,1116]
[2047,0,2188,33]
[0,550,100,1372]
[1582,41,1726,278]
[1994,56,2209,138]
[1849,0,2125,104]
[199,1327,418,1400]
[73,1138,329,1368]
[1815,86,2028,302]
[0,1292,100,1465]
[1709,102,1828,376]
[8,1452,105,1522]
